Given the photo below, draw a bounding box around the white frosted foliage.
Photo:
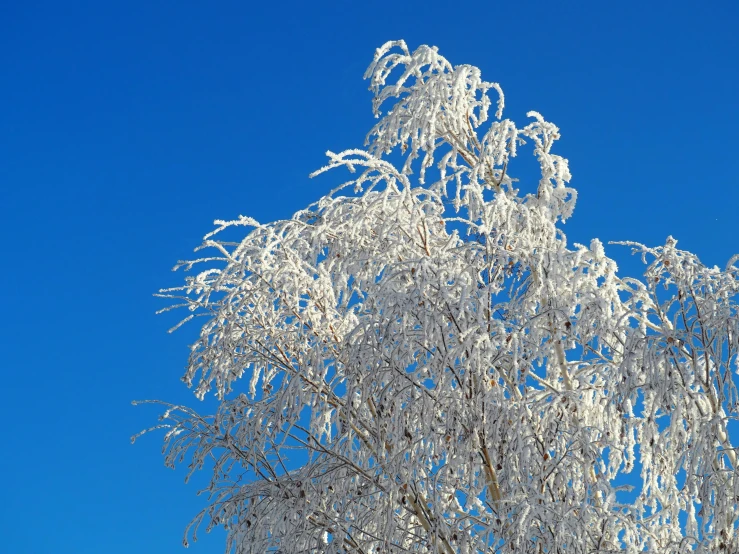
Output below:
[135,41,739,553]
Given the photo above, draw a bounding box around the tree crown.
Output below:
[136,40,739,554]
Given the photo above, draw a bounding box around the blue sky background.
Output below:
[1,1,737,552]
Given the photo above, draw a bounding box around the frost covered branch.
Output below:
[136,41,739,553]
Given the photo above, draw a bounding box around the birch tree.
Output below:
[134,40,739,553]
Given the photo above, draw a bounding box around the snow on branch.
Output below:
[135,40,739,554]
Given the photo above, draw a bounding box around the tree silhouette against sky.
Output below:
[136,41,739,554]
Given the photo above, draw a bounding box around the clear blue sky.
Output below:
[1,1,737,552]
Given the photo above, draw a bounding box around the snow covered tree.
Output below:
[134,40,739,553]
